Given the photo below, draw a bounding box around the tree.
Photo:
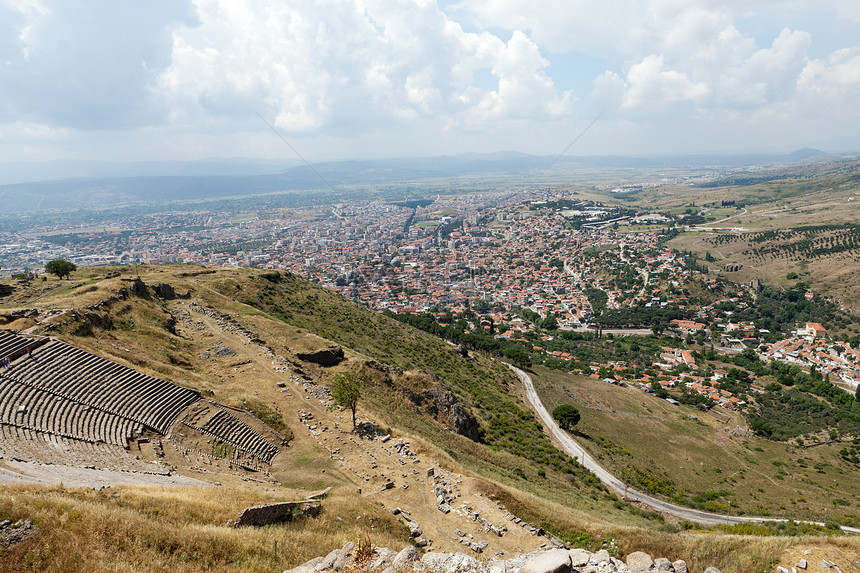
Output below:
[651,380,669,399]
[331,372,363,429]
[552,404,580,431]
[540,315,559,330]
[44,259,77,280]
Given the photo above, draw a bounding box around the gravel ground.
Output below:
[0,460,209,488]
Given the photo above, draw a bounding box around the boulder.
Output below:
[314,548,340,571]
[672,560,688,573]
[471,541,488,553]
[392,546,419,569]
[421,552,452,570]
[795,560,807,570]
[369,548,397,569]
[591,550,611,565]
[283,556,323,573]
[445,553,480,572]
[569,549,591,567]
[626,551,654,573]
[655,557,674,571]
[297,345,345,367]
[331,542,355,570]
[521,549,572,573]
[407,521,422,538]
[703,568,723,573]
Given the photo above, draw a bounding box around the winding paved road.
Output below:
[510,364,860,533]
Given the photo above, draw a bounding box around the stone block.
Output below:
[569,549,591,567]
[521,549,572,573]
[626,551,654,573]
[392,546,419,569]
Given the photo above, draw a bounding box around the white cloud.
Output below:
[157,0,572,136]
[454,0,845,122]
[620,55,709,110]
[0,0,197,129]
[1,0,860,160]
[799,46,860,103]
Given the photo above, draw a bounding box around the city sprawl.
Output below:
[3,188,860,424]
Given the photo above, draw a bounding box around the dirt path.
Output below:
[0,460,209,488]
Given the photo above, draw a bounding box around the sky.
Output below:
[2,0,860,164]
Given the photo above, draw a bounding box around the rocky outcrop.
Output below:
[71,311,113,336]
[283,546,709,573]
[154,282,191,300]
[366,359,404,376]
[129,277,150,297]
[297,345,345,367]
[152,283,175,299]
[0,309,38,325]
[409,388,480,441]
[165,316,178,335]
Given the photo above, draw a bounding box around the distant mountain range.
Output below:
[0,149,843,214]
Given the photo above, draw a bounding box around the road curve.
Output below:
[510,364,860,533]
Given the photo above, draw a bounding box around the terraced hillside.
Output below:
[0,329,286,473]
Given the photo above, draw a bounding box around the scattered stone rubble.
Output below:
[191,303,265,345]
[283,544,713,573]
[0,519,34,548]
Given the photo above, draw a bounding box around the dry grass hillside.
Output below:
[531,366,860,524]
[0,265,857,572]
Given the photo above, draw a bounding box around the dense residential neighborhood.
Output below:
[3,189,860,404]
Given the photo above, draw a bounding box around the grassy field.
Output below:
[0,484,408,573]
[530,365,860,525]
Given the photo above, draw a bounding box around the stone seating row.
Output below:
[0,331,48,363]
[9,340,198,434]
[0,375,140,448]
[201,410,279,463]
[0,424,170,473]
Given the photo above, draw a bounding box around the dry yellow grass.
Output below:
[0,484,409,573]
[530,365,860,523]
